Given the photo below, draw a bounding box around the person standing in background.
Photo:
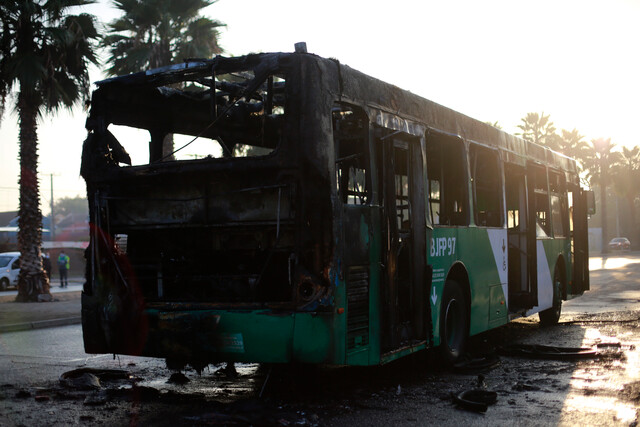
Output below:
[57,250,70,288]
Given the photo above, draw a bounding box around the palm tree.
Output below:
[102,0,225,160]
[556,128,590,186]
[556,128,588,160]
[0,1,98,301]
[583,138,621,253]
[517,112,557,149]
[611,146,640,246]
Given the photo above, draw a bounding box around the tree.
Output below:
[556,128,588,161]
[102,0,225,160]
[610,146,640,246]
[484,120,502,129]
[582,138,621,253]
[54,196,89,218]
[0,1,98,301]
[517,112,557,148]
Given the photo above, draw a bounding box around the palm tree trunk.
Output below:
[15,91,49,302]
[600,181,608,254]
[629,195,638,249]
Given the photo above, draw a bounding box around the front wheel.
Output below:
[539,267,563,326]
[0,278,8,291]
[439,280,468,364]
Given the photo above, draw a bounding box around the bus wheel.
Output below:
[539,268,563,326]
[439,280,468,364]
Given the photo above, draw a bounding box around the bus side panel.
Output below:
[461,228,508,335]
[429,227,507,345]
[525,238,569,315]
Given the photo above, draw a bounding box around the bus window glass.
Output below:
[429,179,441,225]
[333,104,370,205]
[426,133,468,226]
[394,147,410,230]
[549,171,567,237]
[551,195,564,236]
[470,145,503,227]
[505,165,525,230]
[533,166,550,237]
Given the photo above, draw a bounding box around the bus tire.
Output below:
[439,280,468,364]
[539,267,563,326]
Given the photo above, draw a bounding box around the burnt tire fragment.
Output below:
[453,389,498,413]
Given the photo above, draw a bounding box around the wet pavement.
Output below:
[0,257,639,425]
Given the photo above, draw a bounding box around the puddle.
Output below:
[136,363,261,399]
[561,327,640,425]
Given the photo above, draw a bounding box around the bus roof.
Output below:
[93,51,579,179]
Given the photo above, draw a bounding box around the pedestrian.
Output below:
[57,250,70,288]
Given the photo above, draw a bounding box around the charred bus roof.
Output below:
[86,50,578,179]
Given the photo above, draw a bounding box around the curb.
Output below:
[0,316,81,333]
[0,290,82,303]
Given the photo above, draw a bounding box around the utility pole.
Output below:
[50,173,55,241]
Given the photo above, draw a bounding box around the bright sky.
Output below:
[1,0,639,214]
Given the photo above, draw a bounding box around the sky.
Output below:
[1,0,639,214]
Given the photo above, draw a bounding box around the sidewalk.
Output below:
[0,278,83,333]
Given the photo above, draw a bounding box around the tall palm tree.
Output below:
[0,0,98,301]
[583,138,621,253]
[611,146,640,246]
[102,0,225,160]
[556,128,589,185]
[517,112,557,149]
[556,128,587,160]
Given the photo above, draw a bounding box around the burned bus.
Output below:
[81,47,591,369]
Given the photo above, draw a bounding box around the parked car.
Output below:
[608,237,631,251]
[0,251,20,290]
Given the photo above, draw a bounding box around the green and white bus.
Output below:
[80,48,592,368]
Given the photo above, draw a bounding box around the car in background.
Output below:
[0,251,20,290]
[608,237,631,251]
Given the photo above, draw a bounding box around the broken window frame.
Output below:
[86,58,289,169]
[333,103,371,206]
[426,131,469,227]
[470,143,504,227]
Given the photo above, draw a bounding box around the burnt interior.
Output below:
[82,55,329,309]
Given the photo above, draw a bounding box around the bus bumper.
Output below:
[140,308,334,365]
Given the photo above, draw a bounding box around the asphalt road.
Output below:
[0,254,639,426]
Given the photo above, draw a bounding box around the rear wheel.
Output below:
[539,267,563,326]
[439,280,468,364]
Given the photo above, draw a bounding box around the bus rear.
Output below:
[81,53,339,369]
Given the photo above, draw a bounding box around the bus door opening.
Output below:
[569,185,591,294]
[505,164,536,310]
[333,103,373,355]
[377,129,426,351]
